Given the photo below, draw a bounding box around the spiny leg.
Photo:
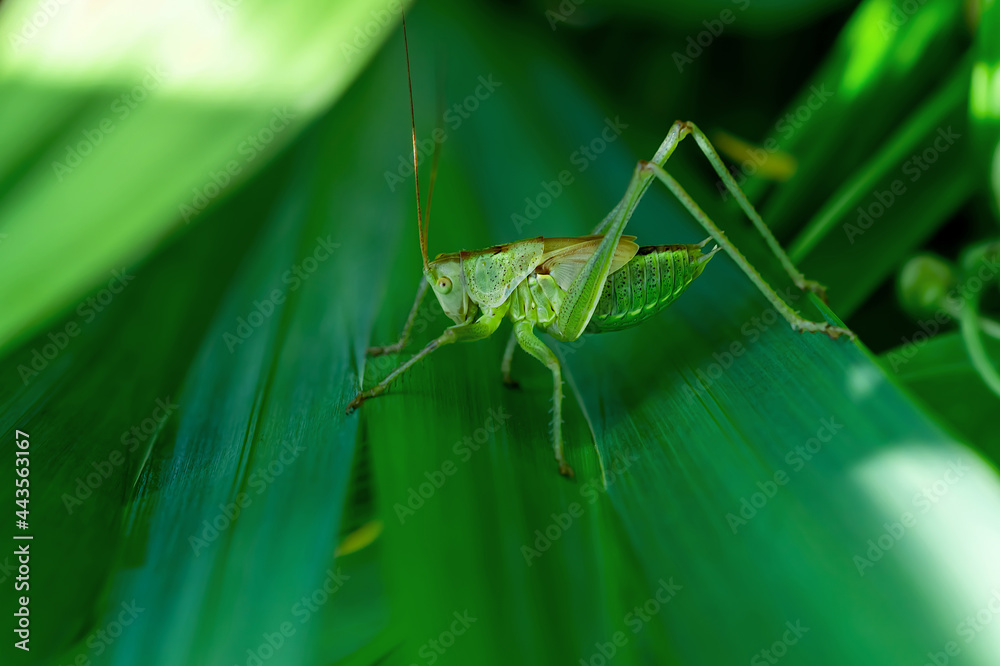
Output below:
[512,321,572,478]
[590,121,688,236]
[684,122,828,302]
[583,120,851,340]
[644,160,854,339]
[558,121,695,340]
[500,329,520,389]
[347,305,508,413]
[368,279,429,357]
[593,121,831,303]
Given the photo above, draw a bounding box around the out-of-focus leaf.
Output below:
[568,0,853,32]
[789,59,976,315]
[703,0,978,318]
[883,330,1000,461]
[972,0,1000,214]
[741,0,970,232]
[0,0,406,354]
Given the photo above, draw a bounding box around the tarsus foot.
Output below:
[345,393,368,414]
[796,278,828,304]
[367,343,402,357]
[502,375,521,390]
[791,319,856,341]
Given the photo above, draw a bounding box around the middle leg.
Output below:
[512,320,572,477]
[500,328,520,389]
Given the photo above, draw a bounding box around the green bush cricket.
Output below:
[346,12,854,477]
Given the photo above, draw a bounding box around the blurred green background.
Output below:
[2,0,1000,664]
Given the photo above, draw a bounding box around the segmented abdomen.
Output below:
[584,244,713,334]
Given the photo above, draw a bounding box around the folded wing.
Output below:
[539,235,639,291]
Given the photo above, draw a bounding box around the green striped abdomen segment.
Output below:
[584,244,713,334]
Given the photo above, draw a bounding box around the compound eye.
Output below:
[436,276,452,294]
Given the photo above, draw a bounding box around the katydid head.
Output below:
[425,254,474,325]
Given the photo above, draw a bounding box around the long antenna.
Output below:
[401,8,430,273]
[424,131,442,239]
[423,63,446,249]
